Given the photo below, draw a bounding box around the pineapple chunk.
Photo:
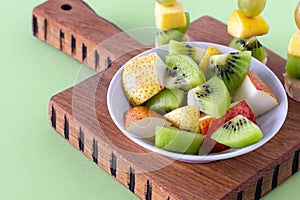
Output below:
[227,10,269,38]
[155,1,186,30]
[288,30,300,57]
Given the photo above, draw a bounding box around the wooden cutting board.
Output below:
[32,0,300,199]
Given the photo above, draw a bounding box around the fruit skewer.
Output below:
[227,0,269,64]
[154,0,190,46]
[283,1,300,102]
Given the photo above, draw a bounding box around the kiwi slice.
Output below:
[209,51,251,93]
[285,54,300,78]
[210,115,263,148]
[156,12,190,46]
[154,126,205,154]
[229,37,267,62]
[156,0,176,6]
[145,88,185,114]
[168,40,205,64]
[187,76,230,118]
[164,54,206,90]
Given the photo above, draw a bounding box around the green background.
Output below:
[1,0,299,199]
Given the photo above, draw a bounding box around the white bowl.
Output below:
[107,42,288,163]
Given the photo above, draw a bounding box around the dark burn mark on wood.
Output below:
[82,43,87,61]
[92,138,98,164]
[146,180,152,200]
[110,153,117,177]
[79,127,84,151]
[59,30,65,51]
[292,149,300,175]
[254,177,263,200]
[95,50,99,70]
[237,191,243,200]
[272,165,280,189]
[43,18,47,40]
[32,15,38,36]
[71,35,76,55]
[51,106,56,129]
[128,167,135,193]
[107,57,112,68]
[64,115,69,140]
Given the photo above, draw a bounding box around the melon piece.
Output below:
[155,1,186,30]
[199,100,256,154]
[164,106,200,133]
[124,106,171,143]
[227,10,269,38]
[122,52,165,107]
[233,72,278,117]
[288,29,300,57]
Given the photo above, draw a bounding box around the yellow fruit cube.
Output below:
[227,10,269,38]
[288,30,300,57]
[155,1,186,30]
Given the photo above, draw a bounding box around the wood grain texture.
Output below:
[32,0,148,72]
[32,0,299,198]
[44,12,300,199]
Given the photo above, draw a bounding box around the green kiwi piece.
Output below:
[208,51,251,93]
[156,0,176,6]
[286,54,300,78]
[164,54,206,91]
[154,126,205,154]
[168,40,205,64]
[210,115,263,148]
[156,12,190,46]
[229,37,267,62]
[145,88,185,114]
[187,76,230,118]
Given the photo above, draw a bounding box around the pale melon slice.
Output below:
[233,72,278,117]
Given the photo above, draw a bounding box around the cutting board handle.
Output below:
[32,0,147,72]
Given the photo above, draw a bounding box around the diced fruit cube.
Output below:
[124,106,171,143]
[283,72,300,102]
[199,46,223,78]
[155,12,190,46]
[210,115,263,149]
[164,106,200,133]
[288,30,300,58]
[227,10,269,38]
[154,126,205,154]
[164,54,205,90]
[199,100,255,154]
[285,54,300,78]
[145,88,185,114]
[233,72,278,117]
[187,76,230,118]
[155,1,186,30]
[122,53,165,107]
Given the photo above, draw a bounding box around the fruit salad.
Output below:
[121,41,279,155]
[227,0,269,64]
[154,0,190,46]
[283,1,300,102]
